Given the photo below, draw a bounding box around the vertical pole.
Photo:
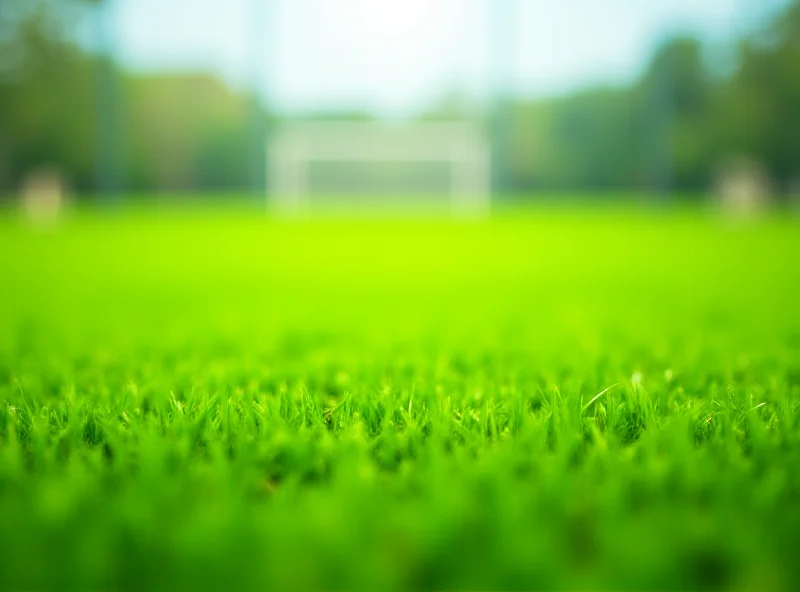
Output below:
[651,50,673,198]
[250,0,269,196]
[489,0,514,197]
[94,0,122,199]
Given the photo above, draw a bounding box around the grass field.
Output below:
[1,204,799,590]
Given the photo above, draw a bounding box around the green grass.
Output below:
[1,205,799,590]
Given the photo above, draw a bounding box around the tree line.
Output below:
[1,0,798,198]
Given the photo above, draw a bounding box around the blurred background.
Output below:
[0,0,799,211]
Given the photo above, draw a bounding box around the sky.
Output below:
[102,0,790,117]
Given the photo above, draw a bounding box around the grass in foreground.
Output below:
[1,205,799,590]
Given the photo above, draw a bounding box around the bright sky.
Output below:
[106,0,789,116]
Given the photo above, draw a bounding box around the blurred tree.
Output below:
[634,37,714,193]
[87,0,124,197]
[0,0,96,194]
[713,1,800,194]
[498,37,716,194]
[0,0,254,196]
[506,88,636,192]
[2,0,798,199]
[498,0,800,197]
[122,74,250,192]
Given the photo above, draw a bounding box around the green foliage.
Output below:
[0,206,799,589]
[714,2,800,186]
[2,0,800,196]
[0,0,97,190]
[0,0,255,195]
[508,88,639,190]
[488,4,800,194]
[122,75,251,192]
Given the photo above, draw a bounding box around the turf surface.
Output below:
[1,205,799,590]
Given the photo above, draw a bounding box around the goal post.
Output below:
[266,121,491,216]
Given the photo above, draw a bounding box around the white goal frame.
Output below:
[267,121,491,216]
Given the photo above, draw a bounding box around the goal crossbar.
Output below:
[267,121,491,215]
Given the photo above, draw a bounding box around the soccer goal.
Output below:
[266,121,491,216]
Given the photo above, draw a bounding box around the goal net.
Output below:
[267,121,491,216]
